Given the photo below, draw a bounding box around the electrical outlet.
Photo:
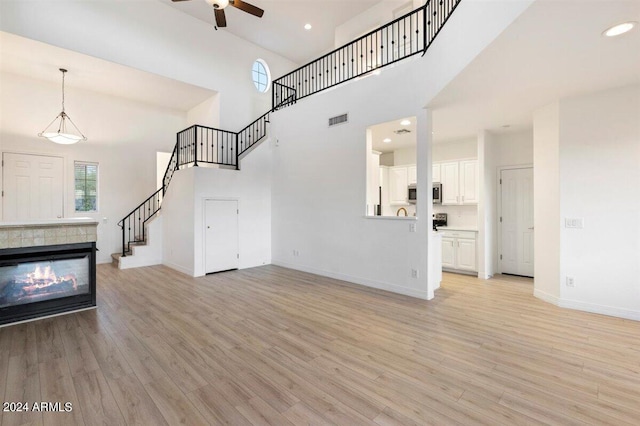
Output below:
[564,218,584,229]
[411,269,418,278]
[566,276,575,287]
[292,249,299,257]
[409,223,416,233]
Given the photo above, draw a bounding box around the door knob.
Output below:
[207,226,210,229]
[528,227,534,230]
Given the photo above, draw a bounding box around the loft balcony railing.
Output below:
[119,0,463,258]
[118,112,269,257]
[272,0,462,110]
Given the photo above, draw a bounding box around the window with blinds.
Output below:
[74,162,98,212]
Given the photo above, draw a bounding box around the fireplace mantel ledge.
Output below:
[0,217,98,228]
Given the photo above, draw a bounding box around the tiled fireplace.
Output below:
[0,219,97,326]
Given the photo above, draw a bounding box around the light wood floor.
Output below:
[1,265,639,425]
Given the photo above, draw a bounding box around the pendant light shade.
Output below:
[38,68,87,144]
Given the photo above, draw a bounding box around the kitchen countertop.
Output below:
[434,226,478,232]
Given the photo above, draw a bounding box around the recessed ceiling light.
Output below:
[400,119,411,126]
[383,138,392,143]
[304,23,312,30]
[602,21,637,37]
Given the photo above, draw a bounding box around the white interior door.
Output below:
[3,153,64,221]
[205,199,239,274]
[500,167,534,277]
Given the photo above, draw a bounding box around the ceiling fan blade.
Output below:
[214,8,227,27]
[231,0,264,18]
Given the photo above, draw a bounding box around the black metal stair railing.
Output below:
[119,113,271,257]
[272,0,462,110]
[117,188,163,256]
[118,0,463,258]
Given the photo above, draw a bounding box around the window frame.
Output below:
[74,161,99,213]
[252,59,272,93]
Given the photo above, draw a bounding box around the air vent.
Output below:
[328,113,348,127]
[393,129,411,134]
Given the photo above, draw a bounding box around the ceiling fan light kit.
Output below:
[173,0,264,28]
[38,68,87,145]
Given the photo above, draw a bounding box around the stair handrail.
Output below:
[118,0,464,259]
[271,0,462,109]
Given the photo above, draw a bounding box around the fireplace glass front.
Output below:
[0,256,90,309]
[0,243,96,326]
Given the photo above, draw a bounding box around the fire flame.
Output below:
[31,265,57,282]
[24,265,77,290]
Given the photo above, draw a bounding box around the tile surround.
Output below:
[0,223,98,249]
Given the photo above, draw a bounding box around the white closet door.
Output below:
[205,199,239,274]
[3,153,64,221]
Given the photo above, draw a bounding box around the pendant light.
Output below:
[38,68,87,144]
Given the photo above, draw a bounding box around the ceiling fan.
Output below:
[172,0,264,29]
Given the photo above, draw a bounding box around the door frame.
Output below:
[496,164,533,275]
[201,197,240,274]
[1,151,67,221]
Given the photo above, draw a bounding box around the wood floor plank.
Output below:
[1,264,638,425]
[38,357,85,426]
[143,374,209,426]
[72,370,126,426]
[187,384,253,426]
[107,373,168,426]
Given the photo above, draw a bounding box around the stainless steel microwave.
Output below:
[408,184,417,204]
[433,183,442,204]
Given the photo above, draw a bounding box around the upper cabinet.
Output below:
[407,165,417,185]
[432,163,441,183]
[459,160,479,204]
[389,166,408,205]
[438,159,478,205]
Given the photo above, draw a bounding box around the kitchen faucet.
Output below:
[396,207,408,216]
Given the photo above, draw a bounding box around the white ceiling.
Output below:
[371,116,416,153]
[159,0,381,64]
[0,32,217,112]
[429,0,640,143]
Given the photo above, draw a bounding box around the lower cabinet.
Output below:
[440,230,477,273]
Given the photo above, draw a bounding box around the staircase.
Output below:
[113,0,461,268]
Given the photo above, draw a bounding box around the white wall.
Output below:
[0,72,186,264]
[161,168,195,275]
[557,84,640,319]
[192,142,272,277]
[393,147,417,165]
[335,0,422,47]
[493,129,533,166]
[533,102,561,302]
[187,95,221,128]
[432,138,477,162]
[161,140,272,277]
[270,0,534,299]
[0,0,297,130]
[478,130,498,279]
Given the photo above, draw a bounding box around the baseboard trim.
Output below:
[533,288,560,305]
[534,288,639,321]
[272,260,432,300]
[162,261,194,277]
[558,298,640,321]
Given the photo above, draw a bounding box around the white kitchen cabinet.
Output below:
[438,160,478,205]
[460,160,479,204]
[440,230,477,273]
[432,163,441,183]
[407,165,417,185]
[440,162,460,204]
[441,237,456,269]
[389,166,408,205]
